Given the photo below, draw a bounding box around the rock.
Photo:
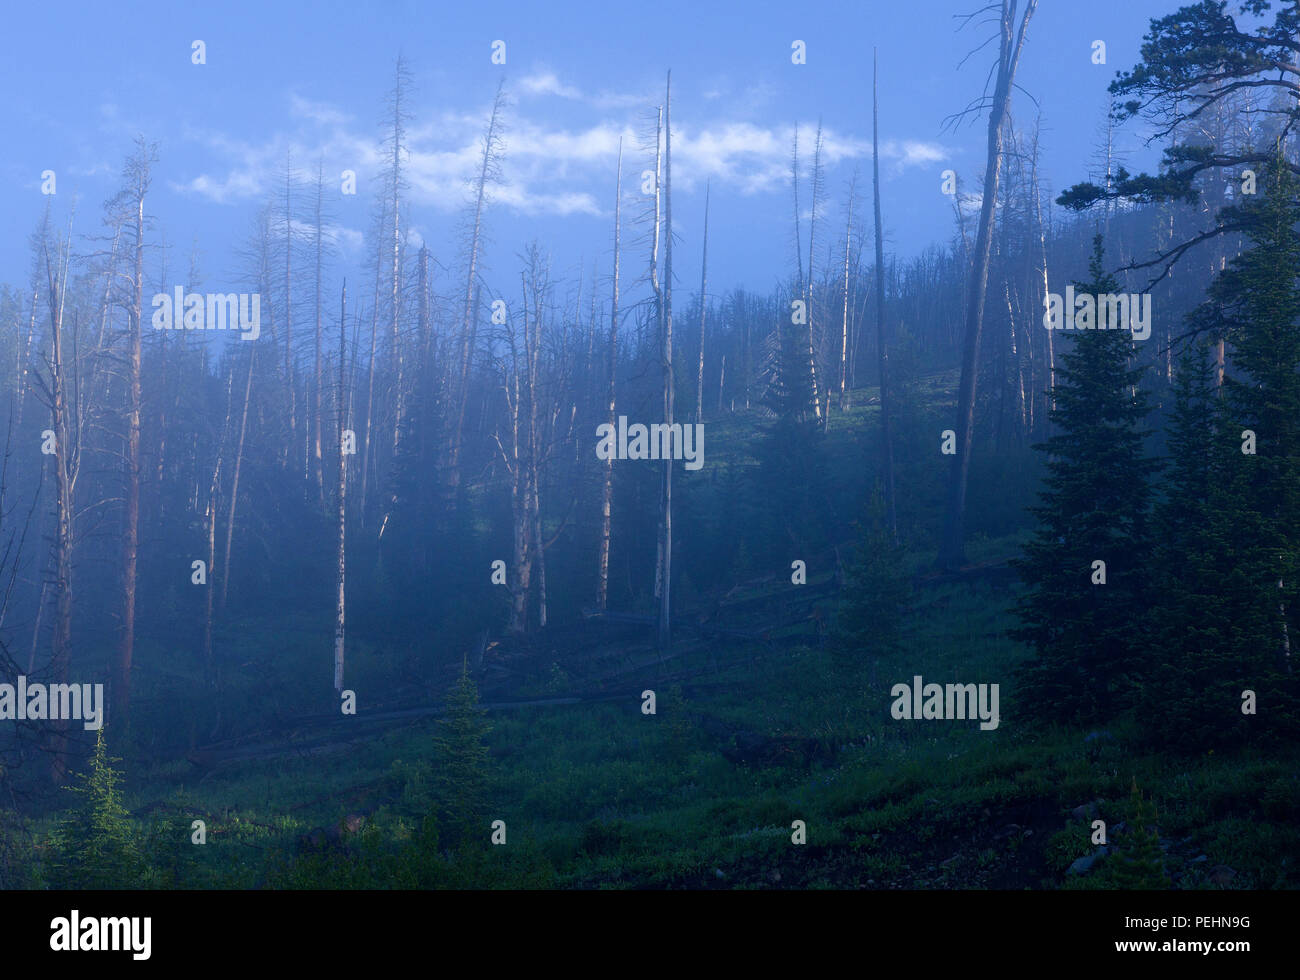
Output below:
[1209,865,1236,886]
[1112,821,1128,836]
[993,823,1022,840]
[1067,855,1098,876]
[1192,854,1209,864]
[1084,730,1114,743]
[1067,847,1110,877]
[770,870,781,883]
[714,868,726,880]
[1071,800,1102,821]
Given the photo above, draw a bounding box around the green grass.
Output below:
[20,543,1292,890]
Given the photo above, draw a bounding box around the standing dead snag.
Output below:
[451,79,507,502]
[696,181,710,424]
[106,136,157,733]
[596,138,623,612]
[807,120,825,422]
[872,50,898,539]
[36,210,76,779]
[658,71,675,649]
[336,280,348,692]
[940,0,1037,570]
[839,170,856,412]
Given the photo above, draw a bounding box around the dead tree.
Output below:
[451,80,507,500]
[940,0,1037,569]
[106,137,157,732]
[696,181,710,423]
[872,51,898,538]
[596,138,623,611]
[335,280,348,692]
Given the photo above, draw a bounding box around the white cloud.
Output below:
[289,93,351,126]
[880,139,947,172]
[519,72,583,101]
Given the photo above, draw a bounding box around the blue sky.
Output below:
[1,0,1172,304]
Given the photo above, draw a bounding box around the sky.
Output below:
[1,0,1174,308]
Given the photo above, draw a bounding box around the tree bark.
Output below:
[658,71,675,649]
[940,0,1036,569]
[335,280,348,692]
[596,139,622,611]
[696,181,710,423]
[872,50,898,539]
[115,141,153,733]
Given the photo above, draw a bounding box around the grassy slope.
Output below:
[26,373,1300,889]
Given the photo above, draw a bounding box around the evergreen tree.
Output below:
[1156,153,1300,743]
[1012,236,1157,726]
[46,731,143,889]
[1143,347,1246,748]
[432,665,493,849]
[1104,779,1169,890]
[835,484,910,666]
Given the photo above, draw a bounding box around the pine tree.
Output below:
[46,731,143,888]
[432,665,492,849]
[1104,779,1169,890]
[1012,235,1157,726]
[1166,152,1300,742]
[835,485,910,666]
[1143,347,1244,748]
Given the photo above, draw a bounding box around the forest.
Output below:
[0,0,1297,892]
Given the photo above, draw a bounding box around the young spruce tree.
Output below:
[1013,235,1156,727]
[46,730,143,888]
[432,665,493,850]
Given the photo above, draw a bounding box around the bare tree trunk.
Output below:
[718,352,726,414]
[360,253,380,525]
[16,281,38,430]
[658,71,675,649]
[387,59,411,460]
[203,446,222,689]
[596,139,622,611]
[840,171,857,411]
[940,0,1036,569]
[222,342,255,615]
[335,281,348,692]
[649,105,664,611]
[503,282,532,633]
[807,121,825,421]
[1030,117,1053,424]
[42,218,75,779]
[696,181,709,423]
[526,257,545,630]
[283,151,297,459]
[873,52,898,538]
[451,81,506,496]
[313,161,327,508]
[115,141,153,733]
